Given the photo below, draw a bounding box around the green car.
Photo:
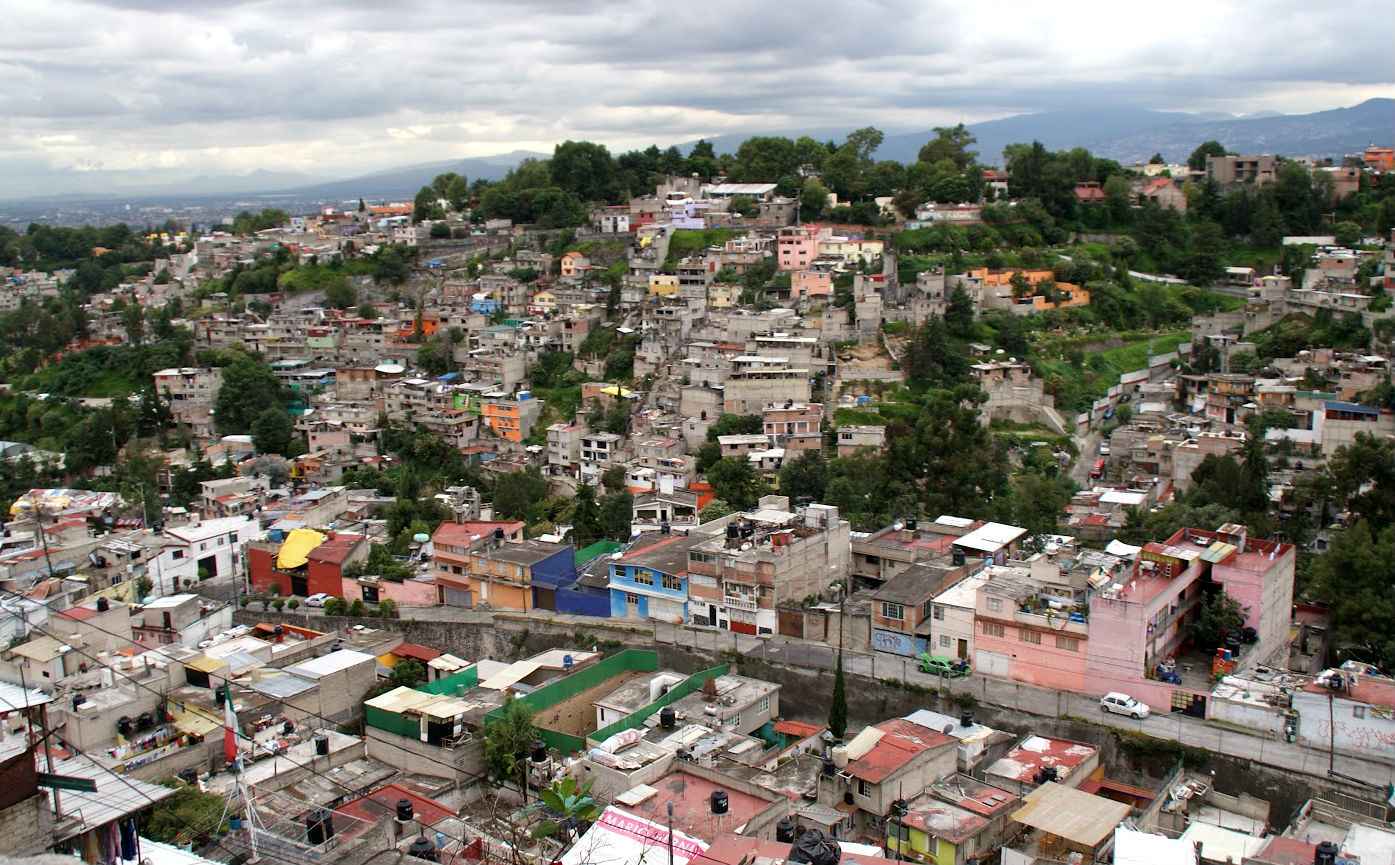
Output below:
[917,653,970,677]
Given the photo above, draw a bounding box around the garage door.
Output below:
[975,650,1010,678]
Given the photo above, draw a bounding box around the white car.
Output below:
[1098,442,1111,456]
[304,593,332,608]
[1100,692,1149,719]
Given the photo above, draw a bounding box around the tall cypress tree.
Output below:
[829,651,848,740]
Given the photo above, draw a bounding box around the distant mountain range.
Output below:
[4,99,1387,204]
[686,99,1391,167]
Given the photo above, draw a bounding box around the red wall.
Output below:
[247,547,290,595]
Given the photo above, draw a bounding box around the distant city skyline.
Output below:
[2,0,1390,193]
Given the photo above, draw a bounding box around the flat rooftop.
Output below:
[987,735,1098,784]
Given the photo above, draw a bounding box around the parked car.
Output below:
[1100,692,1150,719]
[304,593,332,608]
[917,653,971,678]
[1098,442,1111,455]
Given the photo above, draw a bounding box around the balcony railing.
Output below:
[1013,609,1088,636]
[722,595,758,612]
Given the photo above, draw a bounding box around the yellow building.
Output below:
[649,274,680,297]
[887,801,988,865]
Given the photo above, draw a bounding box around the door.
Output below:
[778,608,805,638]
[957,639,968,660]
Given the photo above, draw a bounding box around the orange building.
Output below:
[1364,146,1394,172]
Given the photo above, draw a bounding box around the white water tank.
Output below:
[831,746,849,769]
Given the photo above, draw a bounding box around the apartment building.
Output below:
[444,537,576,612]
[153,368,222,438]
[685,497,850,635]
[481,396,544,444]
[723,366,812,415]
[546,422,583,478]
[1206,154,1278,185]
[431,520,524,606]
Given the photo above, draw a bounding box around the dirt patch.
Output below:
[532,670,648,738]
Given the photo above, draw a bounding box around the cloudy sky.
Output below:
[2,0,1391,192]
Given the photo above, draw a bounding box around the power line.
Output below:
[4,590,488,853]
[4,586,491,791]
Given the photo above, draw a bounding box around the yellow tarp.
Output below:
[171,705,220,737]
[277,528,326,570]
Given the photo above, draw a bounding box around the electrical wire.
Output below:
[4,589,493,854]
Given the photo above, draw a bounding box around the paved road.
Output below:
[1070,429,1103,487]
[654,624,1395,790]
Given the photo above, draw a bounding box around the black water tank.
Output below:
[660,706,676,729]
[906,518,918,531]
[710,790,728,815]
[408,836,438,862]
[821,757,835,777]
[314,735,329,756]
[178,768,198,785]
[952,548,966,566]
[72,694,85,710]
[136,712,155,731]
[493,528,505,542]
[96,597,110,612]
[306,809,333,845]
[775,817,797,843]
[530,740,548,763]
[1315,841,1339,865]
[726,524,739,540]
[396,798,414,822]
[117,716,133,737]
[960,712,974,728]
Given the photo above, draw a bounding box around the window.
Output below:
[758,696,770,715]
[662,574,683,591]
[626,593,640,605]
[987,598,1002,612]
[218,536,226,546]
[881,602,905,621]
[172,550,185,560]
[633,570,655,586]
[1056,635,1080,652]
[858,779,871,797]
[983,622,1005,637]
[939,635,951,648]
[932,605,945,621]
[1354,705,1367,719]
[1020,630,1041,645]
[888,823,910,842]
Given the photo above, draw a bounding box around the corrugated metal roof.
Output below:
[285,649,374,679]
[1011,782,1129,849]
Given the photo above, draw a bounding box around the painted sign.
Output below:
[872,628,928,657]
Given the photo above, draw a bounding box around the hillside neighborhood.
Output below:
[0,123,1394,865]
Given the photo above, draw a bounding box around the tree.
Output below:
[430,222,451,239]
[144,782,230,845]
[416,334,452,375]
[1188,141,1228,172]
[121,299,145,346]
[1148,153,1166,165]
[1189,590,1248,654]
[918,124,978,170]
[432,172,470,211]
[599,491,634,541]
[413,186,444,223]
[213,355,285,434]
[944,285,975,337]
[700,500,733,523]
[551,141,617,203]
[570,483,603,547]
[706,458,765,511]
[828,652,848,740]
[778,453,828,504]
[323,276,356,309]
[1310,521,1395,669]
[251,408,294,457]
[484,695,537,784]
[390,659,427,688]
[1333,220,1363,247]
[800,179,830,222]
[493,469,548,522]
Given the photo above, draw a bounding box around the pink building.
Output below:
[974,523,1294,713]
[1085,524,1293,711]
[791,270,832,298]
[777,226,818,271]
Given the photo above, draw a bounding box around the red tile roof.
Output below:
[432,520,525,548]
[989,735,1098,782]
[393,643,442,662]
[848,719,953,784]
[774,719,826,739]
[306,534,364,566]
[57,606,98,621]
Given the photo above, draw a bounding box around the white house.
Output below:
[154,516,260,596]
[929,572,988,662]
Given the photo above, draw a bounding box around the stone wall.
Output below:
[0,793,52,857]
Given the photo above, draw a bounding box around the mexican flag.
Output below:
[223,683,239,765]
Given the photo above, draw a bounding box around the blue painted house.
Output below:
[607,534,699,623]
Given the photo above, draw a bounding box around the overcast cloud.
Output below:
[1,0,1391,185]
